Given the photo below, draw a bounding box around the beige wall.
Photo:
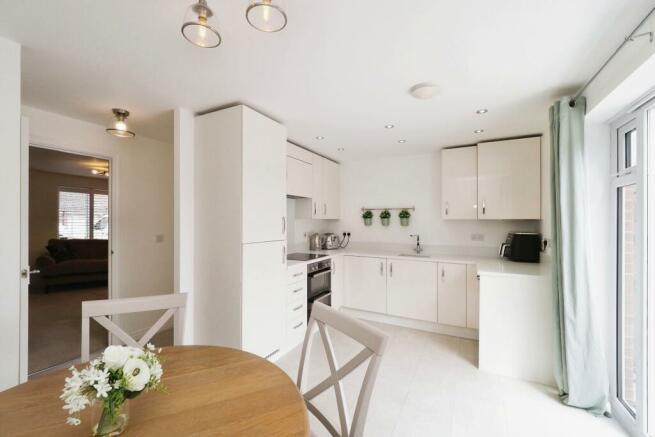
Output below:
[29,169,109,266]
[23,105,174,338]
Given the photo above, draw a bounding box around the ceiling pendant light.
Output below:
[246,0,287,32]
[106,109,135,138]
[182,0,221,48]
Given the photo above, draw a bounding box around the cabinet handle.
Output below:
[314,202,317,215]
[282,246,286,263]
[445,201,449,216]
[293,322,303,330]
[324,203,327,215]
[293,304,303,311]
[293,271,303,278]
[482,200,486,215]
[332,260,335,275]
[380,262,383,276]
[292,287,303,294]
[441,267,445,280]
[282,216,286,234]
[390,262,393,277]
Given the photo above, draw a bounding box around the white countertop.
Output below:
[287,243,549,278]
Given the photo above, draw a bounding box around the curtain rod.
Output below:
[569,6,655,108]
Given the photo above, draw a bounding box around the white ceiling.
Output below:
[30,147,109,179]
[0,0,652,161]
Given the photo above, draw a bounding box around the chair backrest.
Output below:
[297,302,389,437]
[81,293,187,362]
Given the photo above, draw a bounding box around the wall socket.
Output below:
[470,233,485,242]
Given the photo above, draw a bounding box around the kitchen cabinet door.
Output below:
[466,264,479,329]
[330,255,344,310]
[242,241,286,359]
[388,259,437,322]
[312,154,325,218]
[242,107,287,243]
[437,263,467,327]
[287,156,313,198]
[323,159,341,219]
[441,146,478,219]
[344,256,387,314]
[477,137,541,220]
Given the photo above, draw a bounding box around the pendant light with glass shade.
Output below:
[106,109,135,138]
[181,0,222,48]
[246,0,287,32]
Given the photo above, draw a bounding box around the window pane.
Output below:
[625,129,637,168]
[618,183,637,414]
[93,193,109,240]
[58,191,91,239]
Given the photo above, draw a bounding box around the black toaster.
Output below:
[500,232,542,263]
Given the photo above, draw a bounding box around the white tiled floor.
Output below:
[276,321,628,437]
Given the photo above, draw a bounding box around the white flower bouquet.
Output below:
[61,343,164,436]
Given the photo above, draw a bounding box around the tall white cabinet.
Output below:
[194,105,287,360]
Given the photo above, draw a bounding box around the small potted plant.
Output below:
[380,209,391,226]
[399,209,411,226]
[362,210,373,226]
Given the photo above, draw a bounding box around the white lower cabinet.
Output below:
[437,263,467,328]
[242,241,286,359]
[387,260,437,322]
[344,256,387,314]
[466,265,480,329]
[284,263,307,350]
[331,255,344,310]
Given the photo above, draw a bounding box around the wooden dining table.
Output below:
[0,346,309,436]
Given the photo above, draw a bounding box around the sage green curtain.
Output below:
[550,96,608,415]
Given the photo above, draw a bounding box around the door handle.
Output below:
[21,268,40,278]
[390,262,393,277]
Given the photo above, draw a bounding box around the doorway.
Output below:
[27,146,112,376]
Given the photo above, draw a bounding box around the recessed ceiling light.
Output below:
[337,147,344,152]
[315,136,325,140]
[474,129,484,134]
[409,82,439,100]
[476,109,488,114]
[398,139,407,144]
[385,124,394,129]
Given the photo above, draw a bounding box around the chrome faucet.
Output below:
[410,234,423,254]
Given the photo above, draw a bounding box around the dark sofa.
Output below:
[34,239,108,290]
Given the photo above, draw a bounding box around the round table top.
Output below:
[0,346,309,436]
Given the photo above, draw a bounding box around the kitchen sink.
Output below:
[398,253,431,258]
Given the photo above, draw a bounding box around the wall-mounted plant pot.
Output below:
[381,218,390,226]
[363,218,373,226]
[400,218,410,226]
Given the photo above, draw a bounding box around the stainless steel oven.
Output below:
[307,258,331,319]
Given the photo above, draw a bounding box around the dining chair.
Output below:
[81,293,187,362]
[296,302,389,437]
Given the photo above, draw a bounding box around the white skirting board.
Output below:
[340,307,479,340]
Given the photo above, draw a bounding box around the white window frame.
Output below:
[610,107,648,436]
[58,186,109,240]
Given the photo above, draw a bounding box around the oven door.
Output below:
[308,269,331,299]
[309,291,331,320]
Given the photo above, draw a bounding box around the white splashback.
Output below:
[336,152,539,251]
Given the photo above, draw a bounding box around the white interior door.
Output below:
[19,117,29,384]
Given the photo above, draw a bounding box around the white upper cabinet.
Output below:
[387,259,437,322]
[323,158,341,219]
[441,146,478,219]
[242,107,287,244]
[286,142,313,198]
[344,256,387,314]
[477,137,541,220]
[311,154,325,218]
[437,262,467,328]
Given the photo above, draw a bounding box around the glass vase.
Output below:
[92,400,130,437]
